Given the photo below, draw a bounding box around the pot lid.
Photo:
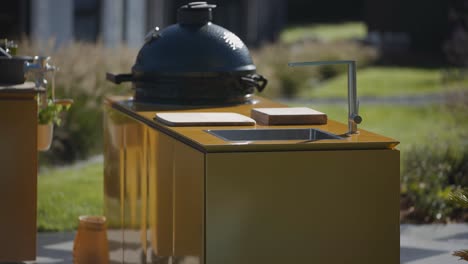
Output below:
[132,2,256,76]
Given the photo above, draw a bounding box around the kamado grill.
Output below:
[103,3,401,264]
[107,2,267,105]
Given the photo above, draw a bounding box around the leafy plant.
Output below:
[38,99,71,126]
[450,188,468,261]
[454,250,468,261]
[450,188,468,208]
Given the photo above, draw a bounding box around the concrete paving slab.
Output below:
[400,224,468,264]
[19,224,468,264]
[25,232,75,264]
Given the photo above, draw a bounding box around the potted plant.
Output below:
[37,98,72,151]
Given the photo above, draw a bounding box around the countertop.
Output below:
[106,95,399,153]
[0,82,45,100]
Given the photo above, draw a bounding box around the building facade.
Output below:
[1,0,286,48]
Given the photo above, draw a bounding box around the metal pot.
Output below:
[107,2,267,105]
[0,56,33,85]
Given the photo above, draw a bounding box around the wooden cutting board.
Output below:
[251,107,327,125]
[155,112,256,126]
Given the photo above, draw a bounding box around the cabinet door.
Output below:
[206,149,399,264]
[0,99,37,261]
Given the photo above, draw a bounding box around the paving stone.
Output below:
[23,224,468,264]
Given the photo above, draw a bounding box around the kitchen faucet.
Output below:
[288,60,362,135]
[25,56,57,108]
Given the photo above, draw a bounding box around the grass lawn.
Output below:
[298,67,468,98]
[280,22,366,43]
[38,162,103,231]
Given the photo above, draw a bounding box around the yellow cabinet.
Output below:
[104,96,399,264]
[0,83,38,262]
[205,150,399,264]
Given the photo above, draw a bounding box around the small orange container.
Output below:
[73,216,109,264]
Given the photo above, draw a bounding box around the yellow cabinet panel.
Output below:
[0,98,37,261]
[205,150,399,264]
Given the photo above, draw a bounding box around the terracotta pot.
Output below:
[73,216,109,264]
[37,124,53,151]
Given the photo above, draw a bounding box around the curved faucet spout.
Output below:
[288,60,362,135]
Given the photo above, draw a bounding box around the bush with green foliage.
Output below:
[401,145,468,223]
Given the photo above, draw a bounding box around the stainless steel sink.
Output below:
[205,128,344,141]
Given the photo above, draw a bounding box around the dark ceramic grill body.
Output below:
[107,2,267,105]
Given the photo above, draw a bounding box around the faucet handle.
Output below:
[352,100,362,124]
[352,114,362,124]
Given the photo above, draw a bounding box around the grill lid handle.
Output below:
[241,74,268,93]
[178,2,217,25]
[106,73,133,84]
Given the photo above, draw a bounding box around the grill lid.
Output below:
[133,2,256,76]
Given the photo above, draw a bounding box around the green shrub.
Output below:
[401,145,468,223]
[401,90,468,223]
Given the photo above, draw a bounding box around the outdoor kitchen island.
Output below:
[103,95,399,264]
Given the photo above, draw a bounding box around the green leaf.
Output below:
[449,188,468,208]
[38,99,70,126]
[453,250,468,261]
